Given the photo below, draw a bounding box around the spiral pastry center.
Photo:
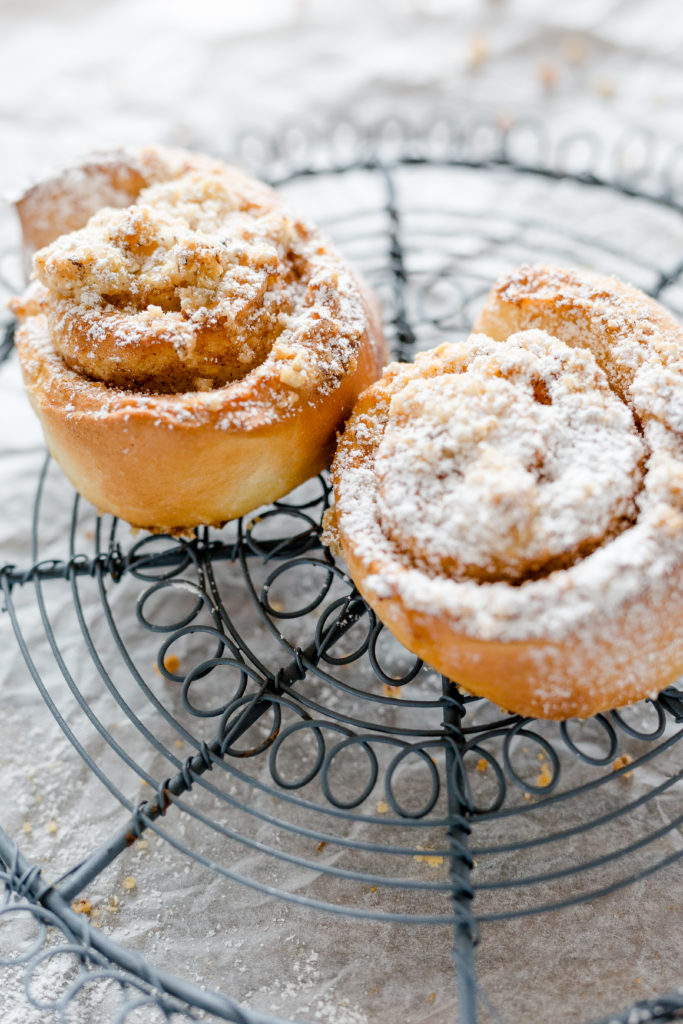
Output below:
[32,170,308,393]
[374,330,646,582]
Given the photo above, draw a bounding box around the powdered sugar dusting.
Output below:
[13,147,372,432]
[375,330,645,582]
[482,264,683,436]
[330,288,683,657]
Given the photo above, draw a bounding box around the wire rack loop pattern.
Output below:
[1,116,683,1024]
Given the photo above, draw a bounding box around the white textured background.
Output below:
[1,2,683,1023]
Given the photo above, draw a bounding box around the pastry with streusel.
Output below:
[325,266,683,719]
[10,146,387,533]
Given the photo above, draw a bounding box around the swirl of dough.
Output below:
[31,172,314,392]
[326,267,683,719]
[11,147,387,533]
[374,330,646,582]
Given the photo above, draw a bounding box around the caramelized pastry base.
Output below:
[18,310,384,532]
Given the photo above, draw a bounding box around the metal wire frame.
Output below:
[0,840,285,1024]
[0,119,682,1024]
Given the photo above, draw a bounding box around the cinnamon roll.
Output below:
[325,267,683,719]
[11,147,386,533]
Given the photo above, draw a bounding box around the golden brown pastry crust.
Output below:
[11,147,387,532]
[326,267,683,720]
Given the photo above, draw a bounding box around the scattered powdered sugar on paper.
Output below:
[2,945,122,1024]
[261,951,368,1024]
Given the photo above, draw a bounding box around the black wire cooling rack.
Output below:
[1,118,682,1024]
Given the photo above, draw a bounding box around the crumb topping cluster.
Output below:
[329,267,683,663]
[375,330,645,582]
[15,160,368,411]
